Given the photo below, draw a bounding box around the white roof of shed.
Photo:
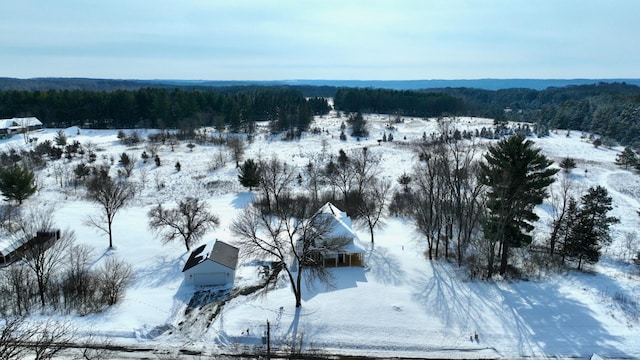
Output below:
[0,117,42,129]
[182,240,239,272]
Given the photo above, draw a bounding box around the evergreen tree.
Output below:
[565,186,619,270]
[479,134,558,277]
[615,147,638,169]
[347,112,368,138]
[53,130,67,146]
[559,157,577,173]
[558,197,580,263]
[238,159,261,191]
[397,172,412,193]
[337,149,349,167]
[119,152,131,167]
[0,165,38,205]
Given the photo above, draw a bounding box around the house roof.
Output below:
[0,231,59,258]
[0,237,20,256]
[209,240,240,269]
[182,240,239,272]
[0,117,42,129]
[315,202,365,254]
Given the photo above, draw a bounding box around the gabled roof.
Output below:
[209,240,240,269]
[316,202,358,240]
[0,117,42,129]
[315,202,364,254]
[0,237,20,256]
[182,240,239,272]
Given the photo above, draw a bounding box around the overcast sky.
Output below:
[2,0,638,80]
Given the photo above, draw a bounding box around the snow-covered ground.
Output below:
[2,113,639,359]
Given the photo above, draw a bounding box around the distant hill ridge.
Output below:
[2,77,640,92]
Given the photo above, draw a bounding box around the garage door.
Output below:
[193,272,227,286]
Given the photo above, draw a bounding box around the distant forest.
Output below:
[0,87,330,134]
[1,80,640,147]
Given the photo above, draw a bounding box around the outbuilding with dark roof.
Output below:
[182,240,239,287]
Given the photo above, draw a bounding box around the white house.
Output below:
[0,117,43,136]
[182,240,239,287]
[314,202,365,267]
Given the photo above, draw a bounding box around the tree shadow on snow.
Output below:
[134,254,186,288]
[301,267,367,301]
[500,281,629,358]
[231,192,256,209]
[278,307,329,350]
[412,262,630,358]
[364,243,406,286]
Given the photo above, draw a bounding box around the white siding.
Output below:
[193,272,228,286]
[184,259,236,287]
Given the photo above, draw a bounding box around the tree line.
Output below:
[0,87,330,133]
[4,82,640,146]
[333,83,640,147]
[334,88,465,117]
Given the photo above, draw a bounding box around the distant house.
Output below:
[314,202,365,267]
[0,117,43,137]
[182,240,239,287]
[0,230,61,266]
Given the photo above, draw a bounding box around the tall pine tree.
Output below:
[615,147,638,169]
[238,159,261,191]
[565,186,619,270]
[480,135,558,277]
[0,165,37,205]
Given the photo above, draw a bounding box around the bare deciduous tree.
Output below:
[356,177,392,243]
[442,139,485,265]
[350,147,382,198]
[98,256,134,306]
[147,197,220,251]
[29,320,75,360]
[61,244,99,315]
[231,199,340,307]
[412,144,448,260]
[227,136,246,166]
[548,174,577,258]
[77,332,114,360]
[259,158,296,212]
[13,207,73,308]
[0,316,34,359]
[137,167,149,192]
[303,156,323,205]
[84,174,135,248]
[0,262,35,315]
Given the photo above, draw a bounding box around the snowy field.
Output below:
[2,112,640,359]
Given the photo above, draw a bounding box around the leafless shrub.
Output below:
[76,332,114,360]
[209,148,228,171]
[28,320,75,360]
[0,316,34,359]
[61,244,101,315]
[97,256,134,306]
